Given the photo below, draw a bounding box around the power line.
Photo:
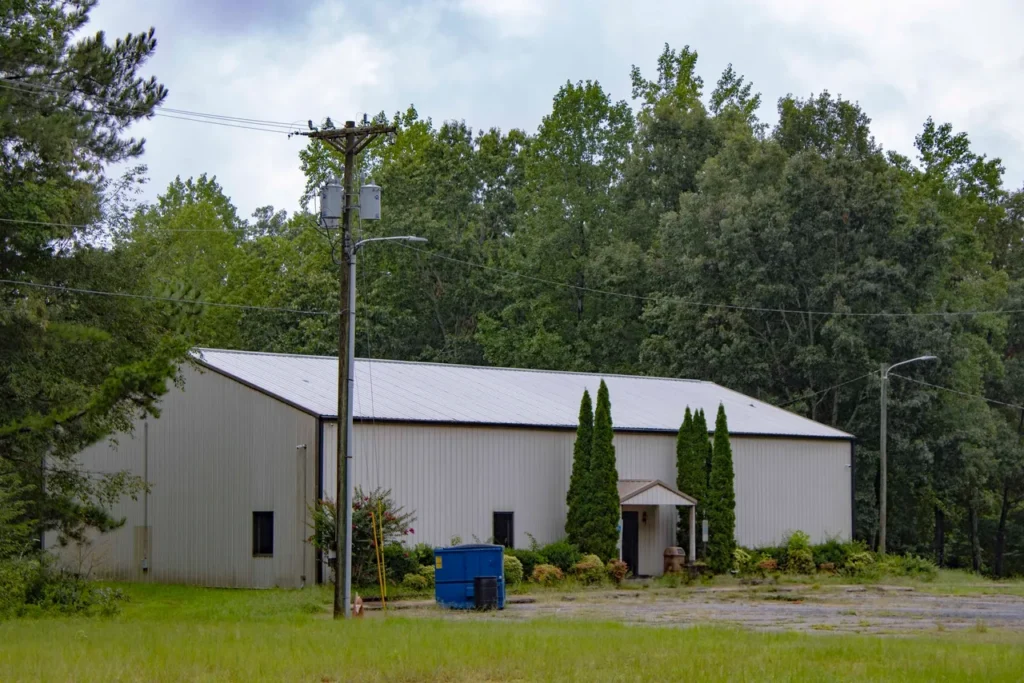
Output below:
[776,372,878,408]
[0,79,300,135]
[0,217,246,233]
[0,279,334,317]
[0,78,302,128]
[398,243,1024,319]
[889,373,1024,411]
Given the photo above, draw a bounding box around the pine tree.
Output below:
[565,389,593,546]
[581,381,620,560]
[706,404,736,573]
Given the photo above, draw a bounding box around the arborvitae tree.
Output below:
[581,380,620,560]
[675,408,694,546]
[565,389,594,546]
[707,404,737,573]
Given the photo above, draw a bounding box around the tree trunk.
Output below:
[933,506,945,567]
[968,503,982,573]
[995,484,1010,578]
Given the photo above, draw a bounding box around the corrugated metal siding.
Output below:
[53,365,318,588]
[733,438,852,547]
[323,423,572,550]
[322,424,851,568]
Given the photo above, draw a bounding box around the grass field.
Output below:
[2,582,1024,681]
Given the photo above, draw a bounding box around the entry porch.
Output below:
[618,480,697,577]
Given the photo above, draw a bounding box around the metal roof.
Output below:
[193,348,853,440]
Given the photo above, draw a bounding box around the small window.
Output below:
[253,511,274,557]
[493,511,514,548]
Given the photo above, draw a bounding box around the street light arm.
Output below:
[884,355,938,377]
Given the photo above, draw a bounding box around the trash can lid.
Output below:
[663,546,685,556]
[436,543,503,552]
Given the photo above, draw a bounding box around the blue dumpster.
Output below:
[434,544,505,610]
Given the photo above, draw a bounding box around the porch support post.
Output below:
[688,506,696,564]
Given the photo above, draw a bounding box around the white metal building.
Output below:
[55,348,854,587]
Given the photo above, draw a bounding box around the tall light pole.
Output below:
[338,234,426,616]
[879,355,937,554]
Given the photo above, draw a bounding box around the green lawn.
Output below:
[1,583,1023,682]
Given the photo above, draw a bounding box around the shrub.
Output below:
[531,564,564,585]
[756,557,778,573]
[0,558,129,618]
[417,564,435,588]
[382,543,418,584]
[733,547,758,575]
[785,530,812,553]
[756,544,788,569]
[573,554,605,585]
[786,549,815,575]
[539,540,582,573]
[0,558,42,617]
[818,562,837,574]
[878,553,938,581]
[402,573,429,591]
[503,555,524,586]
[606,559,629,584]
[307,488,416,586]
[843,551,877,577]
[411,543,435,567]
[506,549,547,578]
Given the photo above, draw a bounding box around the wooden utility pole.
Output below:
[302,120,395,619]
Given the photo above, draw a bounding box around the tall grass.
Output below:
[1,583,1023,681]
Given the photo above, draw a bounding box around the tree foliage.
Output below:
[676,407,710,551]
[706,405,736,572]
[1,0,182,547]
[580,381,620,561]
[566,389,593,547]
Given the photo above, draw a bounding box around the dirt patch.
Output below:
[387,585,1024,635]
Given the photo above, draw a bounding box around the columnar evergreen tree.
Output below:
[706,404,736,572]
[565,389,594,546]
[581,381,620,560]
[676,408,698,546]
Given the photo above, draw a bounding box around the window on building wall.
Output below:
[253,511,274,557]
[493,511,514,548]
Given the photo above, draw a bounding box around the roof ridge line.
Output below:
[193,347,710,384]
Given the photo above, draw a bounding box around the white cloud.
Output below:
[745,0,1024,179]
[84,0,1024,221]
[458,0,548,37]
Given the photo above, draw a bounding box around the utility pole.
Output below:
[302,119,395,619]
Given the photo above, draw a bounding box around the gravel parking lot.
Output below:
[386,584,1024,634]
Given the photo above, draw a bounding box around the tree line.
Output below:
[3,1,1024,577]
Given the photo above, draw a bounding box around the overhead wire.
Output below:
[0,79,301,135]
[775,372,878,408]
[889,373,1024,411]
[0,278,334,317]
[0,216,245,233]
[397,242,1024,319]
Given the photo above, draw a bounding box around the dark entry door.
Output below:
[622,511,640,576]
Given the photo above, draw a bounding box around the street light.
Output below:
[339,234,426,617]
[879,355,937,554]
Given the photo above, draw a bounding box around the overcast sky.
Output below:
[89,0,1024,220]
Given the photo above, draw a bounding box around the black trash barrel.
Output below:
[473,576,499,610]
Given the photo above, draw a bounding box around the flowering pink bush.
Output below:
[308,487,416,586]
